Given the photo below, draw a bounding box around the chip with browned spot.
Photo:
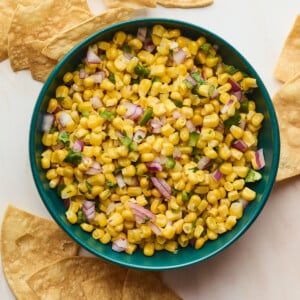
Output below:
[157,0,213,8]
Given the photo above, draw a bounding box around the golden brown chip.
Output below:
[104,0,156,9]
[1,205,80,300]
[122,269,182,300]
[28,40,57,82]
[42,8,136,61]
[0,0,42,62]
[157,0,213,8]
[273,73,300,181]
[26,256,127,299]
[274,15,300,83]
[82,268,128,299]
[7,0,92,71]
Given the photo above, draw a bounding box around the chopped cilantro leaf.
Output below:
[56,96,64,103]
[86,181,92,193]
[172,99,183,107]
[134,64,150,77]
[64,150,83,165]
[200,43,211,52]
[223,111,241,129]
[81,110,90,117]
[224,64,239,75]
[122,45,132,53]
[245,169,262,183]
[191,71,204,84]
[108,73,116,84]
[100,110,115,120]
[77,209,86,224]
[106,181,115,188]
[57,131,70,147]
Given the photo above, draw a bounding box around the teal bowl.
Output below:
[29,18,280,270]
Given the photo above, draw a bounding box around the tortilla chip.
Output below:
[7,0,92,71]
[274,15,300,83]
[104,0,156,9]
[28,40,57,82]
[273,73,300,181]
[42,8,136,61]
[0,0,42,62]
[1,205,79,300]
[122,269,182,300]
[157,0,213,8]
[26,256,127,299]
[82,268,128,299]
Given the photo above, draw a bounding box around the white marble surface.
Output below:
[1,0,300,299]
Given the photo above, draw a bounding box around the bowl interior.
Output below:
[29,18,280,270]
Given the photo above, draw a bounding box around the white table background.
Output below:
[1,0,300,299]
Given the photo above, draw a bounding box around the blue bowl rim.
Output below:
[29,18,280,270]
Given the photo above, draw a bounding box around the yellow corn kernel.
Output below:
[87,174,105,186]
[202,113,219,128]
[143,243,155,256]
[230,148,243,161]
[108,212,123,226]
[56,85,69,98]
[218,82,232,93]
[225,215,237,230]
[232,179,245,190]
[242,130,256,147]
[140,153,155,162]
[218,144,231,160]
[241,77,257,91]
[230,125,244,139]
[47,98,59,113]
[122,165,136,177]
[92,228,105,240]
[100,232,111,244]
[228,190,239,201]
[127,187,142,197]
[138,78,152,97]
[241,187,256,201]
[251,112,264,127]
[60,185,77,199]
[232,166,249,178]
[187,195,201,211]
[150,64,166,77]
[164,241,178,253]
[194,237,206,249]
[80,223,94,232]
[65,210,77,224]
[203,147,218,159]
[125,243,137,255]
[219,162,233,175]
[229,202,243,219]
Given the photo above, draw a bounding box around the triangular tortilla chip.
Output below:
[104,0,156,9]
[7,0,92,71]
[82,267,128,299]
[122,269,182,300]
[157,0,213,8]
[273,73,300,181]
[26,256,127,299]
[41,8,136,62]
[1,205,80,300]
[274,15,300,83]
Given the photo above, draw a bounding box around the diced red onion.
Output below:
[185,74,197,87]
[86,49,101,64]
[239,198,249,209]
[112,238,128,252]
[90,71,106,83]
[146,161,163,172]
[149,222,162,236]
[82,200,95,222]
[228,78,241,92]
[85,161,102,175]
[231,90,243,102]
[172,111,182,119]
[143,39,155,53]
[123,52,134,60]
[238,119,246,130]
[133,129,146,143]
[150,177,171,200]
[232,139,248,152]
[173,146,181,161]
[123,102,144,120]
[129,202,156,223]
[90,96,103,109]
[212,169,223,182]
[170,41,179,49]
[211,89,219,99]
[116,173,126,188]
[149,119,162,134]
[79,68,87,79]
[42,113,55,132]
[71,139,84,152]
[186,119,196,132]
[255,148,265,170]
[124,176,139,186]
[221,98,234,114]
[106,202,115,215]
[63,198,70,210]
[197,156,210,170]
[58,112,72,127]
[173,48,186,64]
[137,27,147,42]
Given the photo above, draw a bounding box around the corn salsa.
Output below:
[40,25,265,256]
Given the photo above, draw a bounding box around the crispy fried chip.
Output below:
[1,205,80,300]
[82,268,128,299]
[28,40,57,82]
[104,0,156,9]
[0,0,42,62]
[26,256,127,299]
[41,8,136,62]
[157,0,213,8]
[122,269,182,300]
[274,15,300,83]
[7,0,92,71]
[273,73,300,181]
